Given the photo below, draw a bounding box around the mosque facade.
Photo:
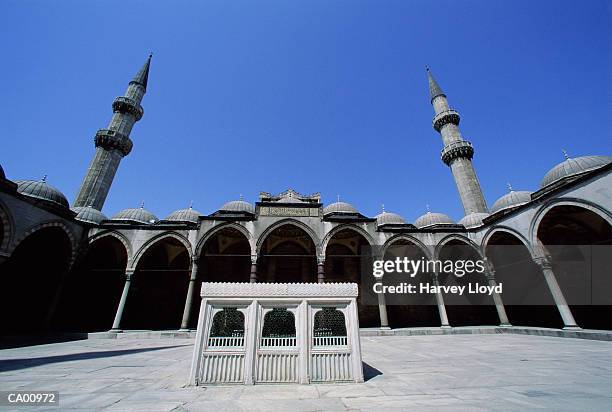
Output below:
[1,57,611,335]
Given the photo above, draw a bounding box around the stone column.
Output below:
[533,256,580,329]
[484,262,511,327]
[377,285,390,329]
[180,257,199,331]
[110,269,134,332]
[317,256,325,283]
[250,255,258,283]
[432,273,451,328]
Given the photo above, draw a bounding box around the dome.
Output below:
[15,178,69,208]
[375,211,406,226]
[165,207,201,223]
[323,201,358,215]
[72,206,107,224]
[414,212,455,228]
[111,206,158,224]
[541,155,612,188]
[459,212,490,228]
[491,191,533,214]
[219,200,255,214]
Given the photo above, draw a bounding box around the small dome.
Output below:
[72,206,107,224]
[375,211,406,226]
[111,206,158,224]
[165,207,201,223]
[15,178,69,208]
[219,200,255,214]
[459,212,490,228]
[541,155,612,188]
[323,201,358,215]
[414,211,455,228]
[491,191,532,213]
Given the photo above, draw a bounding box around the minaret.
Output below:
[74,55,152,210]
[427,68,488,214]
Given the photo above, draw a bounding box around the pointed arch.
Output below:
[14,220,78,263]
[196,222,253,259]
[321,223,374,255]
[529,198,612,246]
[481,226,532,254]
[381,234,432,259]
[434,234,483,260]
[132,231,193,269]
[0,200,14,253]
[256,219,321,256]
[89,230,133,264]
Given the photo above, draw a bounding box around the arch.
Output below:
[258,221,318,283]
[434,234,484,261]
[196,222,253,259]
[436,234,498,327]
[257,219,321,256]
[529,198,612,246]
[381,234,432,259]
[533,200,612,330]
[89,230,133,263]
[0,200,15,253]
[14,220,78,263]
[1,225,73,334]
[132,231,193,269]
[122,235,191,330]
[481,226,533,255]
[381,234,439,328]
[321,224,374,255]
[55,234,129,332]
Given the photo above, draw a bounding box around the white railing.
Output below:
[208,336,245,348]
[256,353,299,383]
[200,354,245,384]
[313,336,347,346]
[310,353,352,382]
[260,337,297,347]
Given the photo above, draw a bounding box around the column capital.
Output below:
[251,254,258,264]
[317,255,325,266]
[124,269,135,280]
[533,255,552,270]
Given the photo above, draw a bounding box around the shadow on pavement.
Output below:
[362,361,383,381]
[0,345,188,372]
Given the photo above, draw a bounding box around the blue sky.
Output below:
[1,0,610,221]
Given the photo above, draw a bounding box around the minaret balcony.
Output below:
[432,109,460,132]
[441,140,474,165]
[112,96,144,121]
[94,129,133,156]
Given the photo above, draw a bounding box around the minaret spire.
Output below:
[428,68,488,215]
[426,67,445,103]
[74,55,152,210]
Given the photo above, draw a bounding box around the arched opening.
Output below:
[485,231,562,328]
[122,237,190,330]
[383,239,439,328]
[0,227,72,335]
[437,239,499,326]
[55,236,128,331]
[324,228,377,327]
[537,205,612,329]
[196,227,251,328]
[259,224,317,283]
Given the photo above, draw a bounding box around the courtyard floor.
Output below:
[1,334,612,411]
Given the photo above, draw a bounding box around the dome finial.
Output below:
[426,203,431,213]
[337,194,340,203]
[507,182,513,192]
[239,193,243,201]
[381,203,385,213]
[41,174,47,182]
[140,201,145,209]
[562,149,570,160]
[189,200,193,209]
